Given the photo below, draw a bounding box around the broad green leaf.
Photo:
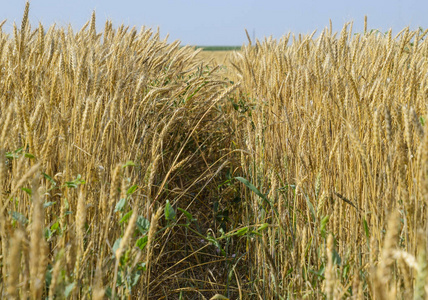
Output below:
[119,210,133,224]
[11,211,28,225]
[136,216,150,234]
[135,236,148,250]
[126,185,138,195]
[45,228,52,240]
[165,200,176,221]
[130,271,141,287]
[51,221,60,232]
[64,282,75,298]
[114,198,126,213]
[112,238,122,254]
[43,201,56,208]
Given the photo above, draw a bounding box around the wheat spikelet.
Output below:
[92,260,105,300]
[144,207,163,295]
[48,250,64,300]
[109,164,122,208]
[111,209,139,299]
[385,106,393,146]
[6,230,24,299]
[325,234,335,299]
[373,106,382,153]
[376,211,400,299]
[29,176,46,299]
[74,189,87,281]
[0,103,14,145]
[19,1,30,60]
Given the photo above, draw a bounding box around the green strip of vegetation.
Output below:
[195,46,241,51]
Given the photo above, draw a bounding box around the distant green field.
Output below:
[195,45,241,51]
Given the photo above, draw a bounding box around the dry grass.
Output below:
[2,3,428,299]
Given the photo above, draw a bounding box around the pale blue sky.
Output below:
[0,0,426,45]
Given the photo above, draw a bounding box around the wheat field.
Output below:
[1,3,428,299]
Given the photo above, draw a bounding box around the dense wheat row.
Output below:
[0,3,243,299]
[228,24,428,298]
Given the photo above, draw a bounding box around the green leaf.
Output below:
[304,194,316,222]
[126,185,138,195]
[43,201,56,208]
[45,228,52,240]
[11,211,28,225]
[363,218,370,239]
[51,221,60,232]
[177,207,194,222]
[257,223,269,232]
[63,198,69,210]
[43,172,56,185]
[5,147,23,159]
[164,200,176,221]
[21,187,32,195]
[64,182,77,188]
[112,238,122,254]
[235,177,278,216]
[321,215,329,229]
[333,249,342,265]
[135,236,148,250]
[320,215,329,238]
[235,227,248,236]
[206,235,220,249]
[114,198,127,213]
[64,282,75,298]
[138,262,146,271]
[122,161,136,168]
[64,174,85,188]
[5,152,15,159]
[24,153,35,159]
[105,287,112,298]
[130,271,141,287]
[120,210,133,224]
[136,216,150,234]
